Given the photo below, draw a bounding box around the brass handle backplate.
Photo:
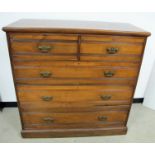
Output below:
[104,71,115,77]
[41,96,53,101]
[100,95,111,100]
[43,117,54,123]
[38,45,52,53]
[40,71,52,78]
[106,47,118,54]
[98,116,107,122]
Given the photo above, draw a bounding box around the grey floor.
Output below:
[0,104,155,143]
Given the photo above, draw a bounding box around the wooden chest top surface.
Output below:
[3,19,150,36]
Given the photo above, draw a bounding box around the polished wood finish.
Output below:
[11,42,78,54]
[3,19,150,138]
[22,109,128,129]
[3,19,150,36]
[14,66,139,79]
[81,43,143,55]
[17,85,133,104]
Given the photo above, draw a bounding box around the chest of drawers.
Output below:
[3,19,150,138]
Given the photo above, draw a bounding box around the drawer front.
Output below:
[11,41,78,54]
[14,61,139,85]
[22,109,128,129]
[14,66,139,79]
[80,35,144,62]
[81,43,143,55]
[17,85,133,103]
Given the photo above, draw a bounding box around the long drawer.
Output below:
[13,61,139,85]
[17,85,133,103]
[14,66,139,79]
[22,108,129,129]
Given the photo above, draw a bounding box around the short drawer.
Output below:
[14,66,139,79]
[17,85,133,103]
[81,42,143,55]
[22,109,128,129]
[11,41,78,54]
[80,36,144,62]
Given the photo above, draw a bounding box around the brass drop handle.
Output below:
[40,71,52,78]
[43,117,54,123]
[106,47,118,54]
[41,96,53,101]
[38,45,52,53]
[100,95,111,100]
[104,71,115,77]
[98,116,107,122]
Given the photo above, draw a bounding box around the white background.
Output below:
[0,12,155,102]
[0,0,155,151]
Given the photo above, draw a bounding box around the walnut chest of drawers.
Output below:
[3,19,150,138]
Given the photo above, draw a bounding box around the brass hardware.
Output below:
[43,117,54,123]
[40,71,52,78]
[100,95,111,100]
[38,45,52,53]
[104,71,115,77]
[41,96,53,101]
[106,47,118,54]
[98,116,107,122]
